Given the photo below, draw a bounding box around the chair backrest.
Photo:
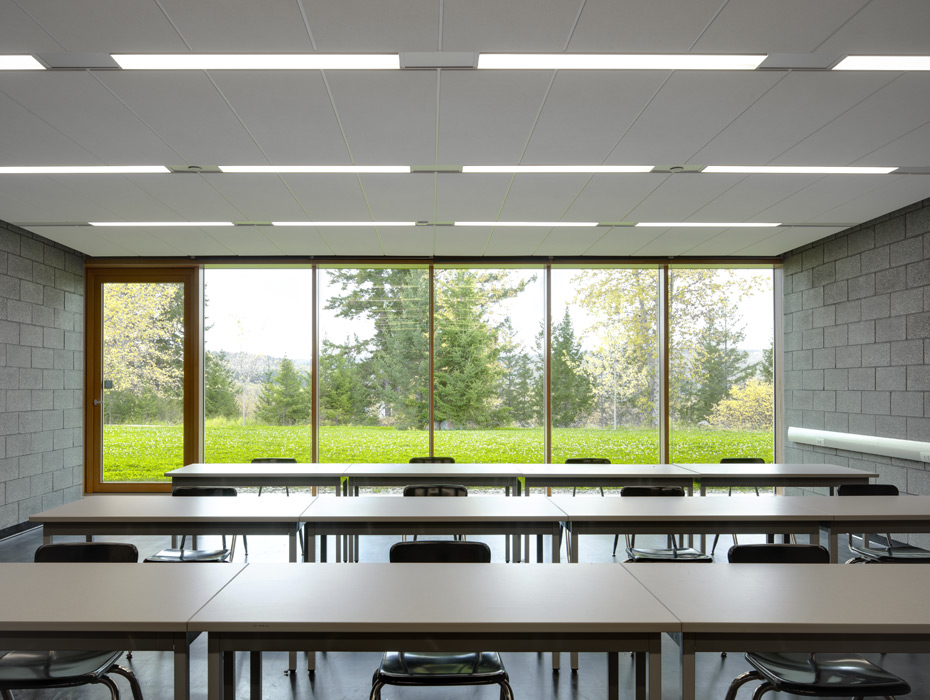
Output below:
[172,486,238,497]
[34,542,139,563]
[565,457,611,464]
[251,457,297,463]
[719,457,765,463]
[403,484,467,497]
[727,543,829,564]
[389,540,491,563]
[620,485,685,498]
[409,456,455,463]
[837,483,899,496]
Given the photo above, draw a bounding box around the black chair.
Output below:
[370,541,513,700]
[144,486,238,562]
[725,543,911,700]
[409,456,455,463]
[252,457,297,496]
[0,543,144,700]
[837,484,930,563]
[402,483,468,542]
[711,458,767,555]
[566,457,610,496]
[618,486,713,562]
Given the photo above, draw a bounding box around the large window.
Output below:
[669,268,775,464]
[550,268,660,464]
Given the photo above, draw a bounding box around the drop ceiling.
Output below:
[2,0,930,259]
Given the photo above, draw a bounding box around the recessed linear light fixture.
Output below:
[0,56,45,70]
[455,221,598,227]
[635,222,781,227]
[703,165,897,175]
[834,56,930,71]
[89,221,234,227]
[0,165,170,174]
[462,165,653,174]
[219,165,411,174]
[111,54,400,70]
[272,221,417,227]
[477,54,766,70]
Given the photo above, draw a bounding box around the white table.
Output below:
[167,463,348,495]
[554,495,827,562]
[675,463,875,495]
[343,463,522,494]
[30,494,314,563]
[0,562,245,700]
[191,562,677,700]
[301,495,566,563]
[625,562,930,700]
[522,464,696,494]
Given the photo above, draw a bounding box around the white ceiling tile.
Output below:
[693,0,869,53]
[327,72,437,164]
[437,71,553,164]
[628,174,778,222]
[499,174,590,220]
[279,175,370,220]
[435,226,491,255]
[435,174,510,220]
[261,226,335,256]
[817,0,930,54]
[802,177,930,226]
[523,72,669,165]
[691,72,896,165]
[0,0,65,52]
[443,0,583,51]
[376,226,436,256]
[757,174,917,223]
[563,174,665,221]
[682,227,796,257]
[145,227,238,256]
[0,175,120,222]
[582,226,665,256]
[23,226,136,257]
[858,122,930,166]
[359,174,435,222]
[200,175,308,221]
[569,0,724,52]
[96,72,267,163]
[211,72,350,164]
[19,0,188,52]
[319,226,385,255]
[534,226,613,256]
[735,227,847,256]
[159,0,314,52]
[608,72,784,163]
[119,175,249,220]
[202,227,284,256]
[631,226,729,256]
[303,0,440,51]
[483,227,550,256]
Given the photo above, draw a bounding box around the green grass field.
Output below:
[102,424,774,482]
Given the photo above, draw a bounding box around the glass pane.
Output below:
[551,269,660,465]
[319,267,429,462]
[433,268,543,463]
[102,281,184,482]
[203,269,313,464]
[669,269,775,466]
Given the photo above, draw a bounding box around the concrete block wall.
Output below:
[0,222,84,534]
[783,197,930,502]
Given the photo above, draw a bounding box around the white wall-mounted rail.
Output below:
[788,427,930,464]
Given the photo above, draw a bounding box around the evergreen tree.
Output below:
[498,319,540,426]
[255,357,312,426]
[205,351,240,419]
[319,340,371,425]
[546,308,594,427]
[759,338,774,383]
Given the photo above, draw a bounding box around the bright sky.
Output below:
[203,267,773,360]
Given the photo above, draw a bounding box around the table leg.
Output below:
[829,529,839,563]
[289,531,297,563]
[223,651,235,700]
[608,652,619,700]
[304,525,315,563]
[250,652,262,700]
[174,633,192,700]
[207,636,223,700]
[634,652,645,700]
[648,644,661,700]
[680,635,695,700]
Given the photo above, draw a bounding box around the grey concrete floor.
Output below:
[1,491,926,700]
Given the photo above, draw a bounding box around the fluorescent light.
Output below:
[635,222,781,227]
[0,165,170,174]
[112,54,400,70]
[478,54,765,70]
[834,56,930,71]
[0,55,45,70]
[219,165,411,174]
[89,221,233,227]
[704,165,897,175]
[462,165,653,173]
[272,221,416,227]
[455,221,598,227]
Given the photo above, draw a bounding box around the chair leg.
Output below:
[258,486,263,496]
[724,670,761,700]
[369,679,385,700]
[499,678,515,700]
[711,533,720,554]
[110,665,145,700]
[92,673,121,699]
[750,682,777,700]
[1,690,14,700]
[612,534,620,556]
